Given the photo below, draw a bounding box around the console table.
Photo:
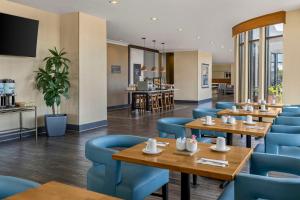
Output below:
[0,106,37,142]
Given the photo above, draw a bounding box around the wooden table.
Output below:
[217,108,281,122]
[185,118,271,148]
[236,102,284,109]
[112,138,253,200]
[5,181,120,200]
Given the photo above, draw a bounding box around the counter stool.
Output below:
[151,94,159,112]
[163,92,171,110]
[157,93,163,111]
[136,94,146,112]
[169,92,175,109]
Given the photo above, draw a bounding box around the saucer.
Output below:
[203,122,216,126]
[142,148,162,155]
[259,109,269,112]
[243,121,256,125]
[210,145,231,152]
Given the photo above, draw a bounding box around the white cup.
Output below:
[243,106,248,111]
[206,116,212,125]
[246,115,253,123]
[229,116,236,124]
[272,99,276,105]
[146,138,157,153]
[216,137,226,150]
[258,99,262,104]
[262,100,267,105]
[176,138,186,151]
[186,139,198,152]
[261,105,266,111]
[221,116,228,124]
[232,106,237,112]
[247,99,251,103]
[249,106,254,112]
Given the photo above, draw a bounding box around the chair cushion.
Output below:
[254,144,265,153]
[0,176,40,199]
[218,181,234,200]
[278,146,300,158]
[88,162,169,200]
[116,163,169,200]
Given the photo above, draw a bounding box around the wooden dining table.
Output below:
[217,108,281,122]
[112,137,253,200]
[185,118,272,148]
[5,181,120,200]
[236,102,284,109]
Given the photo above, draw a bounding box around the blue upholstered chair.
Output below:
[283,106,300,112]
[192,108,226,137]
[280,112,300,117]
[0,176,40,199]
[218,153,300,200]
[157,117,211,143]
[274,116,300,126]
[271,125,300,133]
[85,135,169,200]
[215,102,235,109]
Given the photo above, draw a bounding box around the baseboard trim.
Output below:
[107,104,130,111]
[67,120,108,132]
[175,98,212,104]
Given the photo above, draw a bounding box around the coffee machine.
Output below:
[3,79,16,108]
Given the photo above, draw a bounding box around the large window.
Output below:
[248,29,260,100]
[238,33,245,101]
[265,24,283,98]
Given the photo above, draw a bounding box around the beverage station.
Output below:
[0,79,38,142]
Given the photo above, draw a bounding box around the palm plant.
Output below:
[35,48,70,114]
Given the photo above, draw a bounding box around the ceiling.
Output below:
[10,0,300,63]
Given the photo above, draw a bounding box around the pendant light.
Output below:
[151,40,157,72]
[141,37,147,71]
[160,42,166,72]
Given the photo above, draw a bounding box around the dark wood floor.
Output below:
[0,94,254,200]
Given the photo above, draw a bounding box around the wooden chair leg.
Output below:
[162,183,168,200]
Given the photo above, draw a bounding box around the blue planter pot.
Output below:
[44,114,67,137]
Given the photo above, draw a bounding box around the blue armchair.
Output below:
[0,176,40,199]
[218,153,300,200]
[215,102,235,109]
[274,116,300,126]
[157,117,211,143]
[85,135,169,200]
[283,106,300,113]
[192,108,226,137]
[271,125,300,133]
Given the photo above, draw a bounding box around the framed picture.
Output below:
[111,65,121,73]
[201,63,209,88]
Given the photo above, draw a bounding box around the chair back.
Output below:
[283,106,300,113]
[235,153,300,200]
[192,108,220,119]
[85,135,147,195]
[157,117,193,139]
[274,116,300,126]
[271,125,300,133]
[279,112,300,117]
[215,102,235,109]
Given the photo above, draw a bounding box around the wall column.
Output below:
[259,27,266,100]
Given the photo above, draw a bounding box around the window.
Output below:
[248,29,260,100]
[238,33,245,101]
[265,24,283,98]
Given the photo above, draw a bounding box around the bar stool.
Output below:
[150,94,159,112]
[169,92,175,109]
[163,92,171,110]
[136,94,146,112]
[157,93,163,111]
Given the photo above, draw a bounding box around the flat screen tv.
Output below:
[0,13,39,57]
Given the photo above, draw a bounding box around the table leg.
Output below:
[192,174,197,186]
[35,106,38,142]
[181,173,190,200]
[146,93,150,111]
[246,135,252,148]
[226,133,232,145]
[259,117,263,122]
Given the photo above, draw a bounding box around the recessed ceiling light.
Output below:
[197,36,201,40]
[229,49,233,52]
[221,45,225,49]
[151,17,158,21]
[109,0,119,4]
[177,28,183,32]
[210,41,215,45]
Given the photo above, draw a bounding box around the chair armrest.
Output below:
[250,152,300,176]
[235,173,300,200]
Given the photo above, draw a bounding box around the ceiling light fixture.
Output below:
[197,36,201,40]
[229,49,233,52]
[177,28,183,32]
[210,41,215,45]
[151,40,157,72]
[109,0,119,4]
[221,45,225,49]
[151,17,158,21]
[141,37,148,71]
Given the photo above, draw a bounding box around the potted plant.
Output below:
[268,83,283,103]
[35,48,70,137]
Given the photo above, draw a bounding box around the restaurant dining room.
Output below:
[1,0,300,200]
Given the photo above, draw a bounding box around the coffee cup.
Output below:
[272,99,276,105]
[246,115,253,123]
[243,106,248,111]
[229,116,236,124]
[261,104,266,111]
[258,99,262,104]
[232,106,237,112]
[249,106,254,112]
[262,100,267,105]
[221,116,228,124]
[176,138,186,151]
[206,116,212,125]
[247,99,251,103]
[146,138,157,153]
[216,137,226,150]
